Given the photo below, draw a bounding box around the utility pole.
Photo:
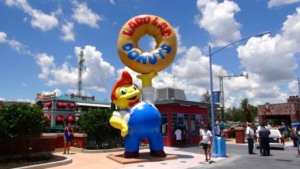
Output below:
[77,51,85,97]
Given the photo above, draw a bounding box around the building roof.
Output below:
[155,98,214,108]
[36,94,110,106]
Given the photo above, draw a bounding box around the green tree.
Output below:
[200,89,211,103]
[0,104,50,156]
[77,109,123,149]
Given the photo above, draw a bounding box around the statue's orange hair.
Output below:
[111,71,133,101]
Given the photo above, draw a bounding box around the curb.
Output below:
[13,154,72,169]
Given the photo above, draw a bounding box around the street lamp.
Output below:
[208,31,271,157]
[218,72,248,121]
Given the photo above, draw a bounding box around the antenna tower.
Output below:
[77,51,85,97]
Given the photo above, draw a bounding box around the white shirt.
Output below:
[175,129,182,140]
[215,125,220,135]
[256,126,261,138]
[201,130,212,144]
[246,126,254,139]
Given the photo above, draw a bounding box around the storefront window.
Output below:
[170,113,189,135]
[161,114,168,136]
[191,114,205,134]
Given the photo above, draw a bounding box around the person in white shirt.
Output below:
[245,123,255,154]
[199,125,213,161]
[175,128,182,147]
[215,121,221,136]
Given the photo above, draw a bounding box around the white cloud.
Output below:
[0,32,7,43]
[268,0,300,8]
[109,0,116,5]
[195,0,241,47]
[60,21,75,41]
[35,46,115,93]
[71,1,102,28]
[8,40,27,53]
[230,7,300,106]
[35,53,56,80]
[74,46,115,92]
[30,10,59,31]
[288,79,299,94]
[173,27,186,55]
[5,0,59,31]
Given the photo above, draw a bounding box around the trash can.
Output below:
[217,136,226,157]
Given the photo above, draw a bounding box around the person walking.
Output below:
[199,125,213,162]
[246,123,256,154]
[182,127,188,146]
[280,122,287,145]
[175,127,182,147]
[198,126,203,148]
[63,123,74,154]
[295,126,300,157]
[259,122,270,156]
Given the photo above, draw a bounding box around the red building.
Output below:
[257,95,300,126]
[155,88,211,147]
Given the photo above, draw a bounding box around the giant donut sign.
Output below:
[117,15,177,73]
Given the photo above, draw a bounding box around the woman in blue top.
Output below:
[63,123,74,154]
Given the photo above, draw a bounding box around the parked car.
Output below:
[255,128,284,150]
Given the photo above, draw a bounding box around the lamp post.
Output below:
[208,31,271,157]
[218,72,248,121]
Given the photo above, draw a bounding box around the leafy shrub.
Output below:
[77,109,123,149]
[0,104,50,156]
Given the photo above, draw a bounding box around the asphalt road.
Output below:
[176,142,299,169]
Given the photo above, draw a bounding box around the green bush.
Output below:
[77,109,123,149]
[0,104,50,156]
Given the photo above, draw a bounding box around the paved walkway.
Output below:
[47,147,224,169]
[17,139,237,169]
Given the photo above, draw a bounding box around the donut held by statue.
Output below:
[117,14,177,74]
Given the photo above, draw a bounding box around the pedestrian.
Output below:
[280,122,287,145]
[182,127,188,146]
[258,122,270,156]
[198,126,203,148]
[175,127,182,147]
[63,123,74,154]
[255,125,262,154]
[199,125,213,162]
[246,123,256,154]
[215,121,221,136]
[295,126,300,157]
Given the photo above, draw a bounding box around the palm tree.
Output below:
[241,98,252,123]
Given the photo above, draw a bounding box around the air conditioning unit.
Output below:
[156,88,187,101]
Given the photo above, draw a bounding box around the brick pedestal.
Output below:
[235,127,245,144]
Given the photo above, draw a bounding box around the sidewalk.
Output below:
[17,139,242,169]
[44,146,224,169]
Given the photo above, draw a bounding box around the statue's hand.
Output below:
[121,121,128,137]
[137,71,158,88]
[109,116,123,129]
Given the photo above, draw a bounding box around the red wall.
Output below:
[0,133,87,156]
[157,104,208,147]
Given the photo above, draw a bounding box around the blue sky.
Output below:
[1,0,300,108]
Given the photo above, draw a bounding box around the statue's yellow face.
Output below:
[113,84,141,109]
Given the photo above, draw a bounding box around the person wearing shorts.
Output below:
[63,123,74,154]
[199,125,213,161]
